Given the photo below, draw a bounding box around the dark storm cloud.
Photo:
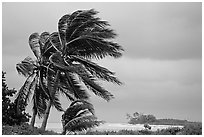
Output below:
[111,3,202,60]
[2,2,202,60]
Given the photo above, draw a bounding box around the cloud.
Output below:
[112,3,202,60]
[89,57,202,122]
[2,2,202,60]
[2,2,202,123]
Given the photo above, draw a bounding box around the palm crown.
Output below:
[61,100,103,134]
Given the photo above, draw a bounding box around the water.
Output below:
[35,122,183,133]
[35,122,63,133]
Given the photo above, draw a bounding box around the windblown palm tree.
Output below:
[61,100,103,134]
[16,32,65,127]
[16,9,123,131]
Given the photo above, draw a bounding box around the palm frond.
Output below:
[66,35,123,59]
[29,33,41,60]
[49,32,62,52]
[69,18,110,40]
[15,73,36,114]
[65,9,98,42]
[64,115,100,132]
[57,9,123,59]
[63,100,94,119]
[58,14,70,49]
[49,52,77,72]
[81,75,114,101]
[39,31,50,53]
[69,119,102,132]
[39,69,50,99]
[59,87,75,101]
[46,69,64,111]
[33,83,49,118]
[42,32,61,58]
[16,57,36,77]
[70,55,122,85]
[65,72,90,100]
[52,92,64,111]
[26,74,38,103]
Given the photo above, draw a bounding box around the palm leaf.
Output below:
[63,100,94,120]
[39,31,50,53]
[64,115,100,132]
[70,55,122,85]
[33,83,48,118]
[16,57,36,77]
[65,35,123,59]
[69,17,109,40]
[81,75,114,101]
[15,73,36,114]
[58,14,70,49]
[69,119,102,132]
[46,66,63,111]
[26,74,38,103]
[49,52,77,72]
[42,32,62,58]
[59,87,75,101]
[39,69,50,99]
[65,72,89,100]
[65,9,98,42]
[57,9,123,59]
[29,33,41,60]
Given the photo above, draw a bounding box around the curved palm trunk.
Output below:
[30,109,37,128]
[40,100,51,131]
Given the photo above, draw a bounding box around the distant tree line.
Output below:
[126,112,156,124]
[126,112,200,126]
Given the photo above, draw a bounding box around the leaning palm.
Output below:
[16,59,48,127]
[15,32,64,127]
[61,100,103,134]
[40,9,123,130]
[16,32,74,127]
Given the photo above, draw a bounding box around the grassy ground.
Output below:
[83,123,202,135]
[2,122,201,135]
[2,123,60,135]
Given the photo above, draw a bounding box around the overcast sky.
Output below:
[2,2,202,124]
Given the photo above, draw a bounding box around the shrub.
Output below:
[2,123,60,135]
[181,123,202,135]
[2,71,30,126]
[154,127,181,135]
[127,112,156,124]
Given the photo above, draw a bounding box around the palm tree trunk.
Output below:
[30,109,37,128]
[40,100,51,131]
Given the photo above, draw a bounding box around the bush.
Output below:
[154,127,181,135]
[2,71,30,126]
[117,129,139,135]
[181,123,202,135]
[2,123,60,135]
[127,112,156,124]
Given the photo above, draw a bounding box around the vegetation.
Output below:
[2,123,59,135]
[16,9,123,131]
[2,71,30,126]
[126,112,200,126]
[126,112,156,124]
[61,100,103,134]
[3,123,201,135]
[83,124,202,135]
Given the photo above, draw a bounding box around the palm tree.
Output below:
[16,9,123,131]
[61,100,103,134]
[40,9,123,130]
[16,32,63,127]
